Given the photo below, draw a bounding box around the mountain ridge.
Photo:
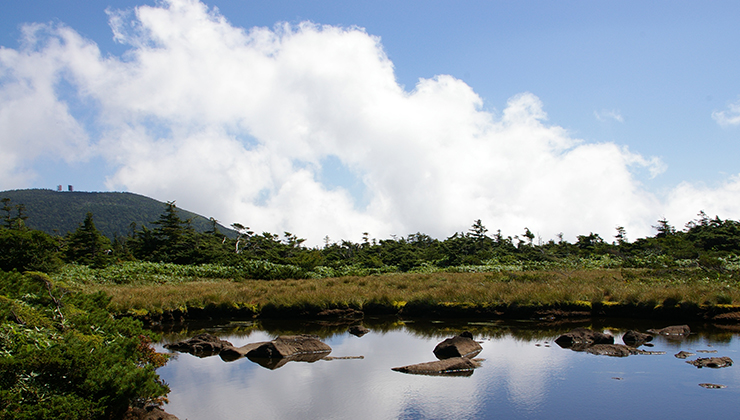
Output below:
[0,188,236,239]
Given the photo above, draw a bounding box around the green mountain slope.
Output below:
[0,189,236,239]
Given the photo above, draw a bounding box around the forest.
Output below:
[5,195,740,279]
[3,196,739,277]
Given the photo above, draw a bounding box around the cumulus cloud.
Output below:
[1,0,739,244]
[663,176,740,228]
[712,99,740,126]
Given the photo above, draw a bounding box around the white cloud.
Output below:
[663,175,740,229]
[594,109,624,123]
[2,0,740,244]
[0,23,94,189]
[712,99,740,126]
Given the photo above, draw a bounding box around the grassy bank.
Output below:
[58,267,740,322]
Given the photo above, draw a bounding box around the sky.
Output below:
[2,0,740,246]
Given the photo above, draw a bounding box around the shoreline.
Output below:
[132,300,740,327]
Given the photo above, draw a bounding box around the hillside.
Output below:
[0,189,236,239]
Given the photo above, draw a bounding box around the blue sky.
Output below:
[2,0,740,244]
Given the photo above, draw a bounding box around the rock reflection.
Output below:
[156,319,740,420]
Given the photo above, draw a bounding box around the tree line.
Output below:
[2,197,739,274]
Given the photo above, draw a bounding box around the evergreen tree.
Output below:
[64,212,112,267]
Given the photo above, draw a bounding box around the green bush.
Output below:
[0,272,169,420]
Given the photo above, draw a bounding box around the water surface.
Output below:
[155,318,740,419]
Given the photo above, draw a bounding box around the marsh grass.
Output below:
[69,268,740,316]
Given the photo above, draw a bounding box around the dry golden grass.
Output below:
[81,268,740,315]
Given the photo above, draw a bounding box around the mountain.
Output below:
[0,189,237,239]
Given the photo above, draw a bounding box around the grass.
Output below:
[57,267,740,318]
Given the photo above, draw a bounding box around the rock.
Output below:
[163,333,233,357]
[220,334,332,364]
[322,356,364,360]
[348,325,370,337]
[584,344,665,357]
[248,351,329,369]
[585,344,634,357]
[433,332,483,359]
[674,351,695,359]
[687,356,733,368]
[699,383,727,389]
[647,325,690,336]
[555,328,614,349]
[622,330,653,346]
[392,357,481,376]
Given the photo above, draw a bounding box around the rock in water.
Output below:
[687,357,733,368]
[622,330,653,346]
[647,325,690,336]
[585,344,634,357]
[163,333,233,357]
[674,351,695,359]
[433,331,483,359]
[555,328,614,349]
[348,325,370,337]
[392,357,481,376]
[219,334,332,364]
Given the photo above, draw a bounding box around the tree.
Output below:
[468,219,489,241]
[64,212,112,267]
[653,218,675,238]
[615,226,628,245]
[522,227,535,247]
[0,228,62,272]
[1,198,28,230]
[1,198,12,229]
[129,202,199,264]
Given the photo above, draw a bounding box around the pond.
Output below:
[154,318,740,419]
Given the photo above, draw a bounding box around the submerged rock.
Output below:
[699,383,727,389]
[433,331,483,359]
[675,351,695,359]
[585,344,665,357]
[163,333,233,357]
[687,356,733,368]
[555,328,614,349]
[585,344,634,357]
[647,325,690,336]
[392,357,482,376]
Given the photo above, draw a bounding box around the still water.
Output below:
[155,318,740,419]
